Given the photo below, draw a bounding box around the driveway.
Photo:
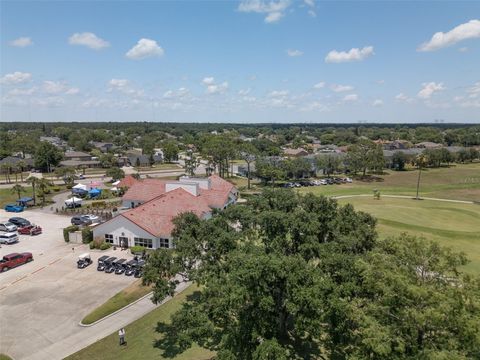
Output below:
[0,209,136,360]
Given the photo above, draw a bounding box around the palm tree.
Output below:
[11,163,19,183]
[11,184,26,199]
[26,176,38,205]
[37,178,51,206]
[1,163,11,184]
[414,154,428,200]
[17,160,26,182]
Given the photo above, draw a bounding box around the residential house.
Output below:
[283,148,309,157]
[91,141,115,152]
[60,151,101,169]
[415,142,443,149]
[40,136,67,148]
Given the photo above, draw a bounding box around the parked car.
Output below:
[82,214,100,223]
[77,253,92,269]
[114,259,127,274]
[71,215,93,226]
[97,255,110,271]
[0,232,19,245]
[105,257,118,273]
[4,204,24,213]
[345,177,353,183]
[0,252,33,272]
[8,217,30,227]
[134,260,145,278]
[124,259,137,276]
[0,222,18,232]
[18,224,42,236]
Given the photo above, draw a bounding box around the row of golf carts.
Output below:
[77,253,144,278]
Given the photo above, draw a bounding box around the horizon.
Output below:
[1,1,480,123]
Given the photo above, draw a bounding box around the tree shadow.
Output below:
[152,291,204,358]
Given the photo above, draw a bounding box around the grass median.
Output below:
[81,280,152,325]
[67,285,214,360]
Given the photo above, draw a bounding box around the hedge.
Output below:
[81,228,93,244]
[130,245,146,254]
[63,225,79,242]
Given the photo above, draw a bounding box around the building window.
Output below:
[105,234,114,244]
[159,238,169,248]
[134,237,153,249]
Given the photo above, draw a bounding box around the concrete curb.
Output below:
[78,281,191,327]
[332,194,475,204]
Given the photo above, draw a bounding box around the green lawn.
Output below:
[335,197,480,274]
[82,280,152,325]
[0,354,13,360]
[0,185,67,207]
[298,163,480,202]
[67,285,214,360]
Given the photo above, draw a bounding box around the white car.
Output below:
[0,222,17,232]
[82,214,100,223]
[0,232,19,244]
[319,179,328,185]
[345,177,353,183]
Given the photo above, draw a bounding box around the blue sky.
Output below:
[1,0,479,123]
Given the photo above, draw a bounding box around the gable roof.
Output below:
[118,175,139,189]
[121,188,211,238]
[123,178,166,201]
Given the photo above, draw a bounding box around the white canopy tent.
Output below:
[112,180,120,186]
[72,183,88,191]
[65,197,83,206]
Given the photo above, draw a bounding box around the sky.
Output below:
[1,0,479,123]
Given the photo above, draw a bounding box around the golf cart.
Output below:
[77,253,92,269]
[114,259,127,274]
[134,260,145,278]
[97,255,110,271]
[124,259,138,276]
[104,257,118,273]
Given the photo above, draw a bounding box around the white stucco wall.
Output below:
[92,215,173,249]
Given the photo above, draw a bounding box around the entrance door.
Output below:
[119,236,129,249]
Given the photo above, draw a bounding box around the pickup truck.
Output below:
[0,252,33,272]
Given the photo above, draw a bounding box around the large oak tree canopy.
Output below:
[143,189,480,359]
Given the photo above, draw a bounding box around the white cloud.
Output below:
[304,0,315,6]
[238,88,251,96]
[66,88,80,95]
[8,87,37,96]
[238,0,291,24]
[268,90,289,97]
[301,101,329,112]
[1,71,32,85]
[417,82,445,99]
[10,37,33,48]
[202,77,215,85]
[68,32,110,50]
[467,81,480,97]
[313,82,325,89]
[372,99,383,107]
[459,47,469,52]
[308,10,316,17]
[126,38,164,60]
[43,81,67,94]
[163,87,189,99]
[376,80,385,85]
[33,97,65,107]
[207,82,229,95]
[331,84,354,92]
[395,93,414,103]
[417,19,480,52]
[343,94,358,102]
[287,49,303,57]
[325,46,374,63]
[108,79,143,97]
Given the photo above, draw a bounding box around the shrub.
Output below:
[89,241,95,249]
[100,242,111,250]
[130,245,146,254]
[91,201,106,208]
[81,228,93,244]
[63,225,79,242]
[52,186,61,192]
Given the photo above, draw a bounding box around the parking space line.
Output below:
[49,258,61,265]
[11,275,28,284]
[31,266,46,274]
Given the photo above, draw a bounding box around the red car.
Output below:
[0,252,33,272]
[18,224,42,236]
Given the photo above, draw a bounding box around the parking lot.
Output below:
[0,209,137,360]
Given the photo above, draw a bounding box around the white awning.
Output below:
[72,183,88,190]
[65,197,83,205]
